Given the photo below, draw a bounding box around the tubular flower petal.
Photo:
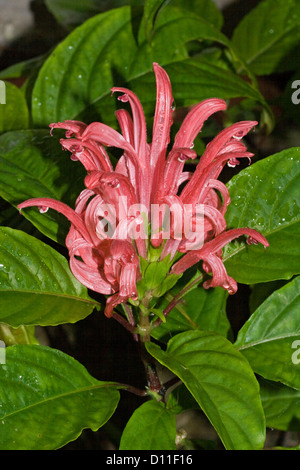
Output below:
[18,63,269,316]
[171,228,269,292]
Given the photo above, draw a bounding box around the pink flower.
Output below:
[18,63,268,317]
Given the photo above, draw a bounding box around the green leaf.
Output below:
[234,276,300,390]
[232,0,300,75]
[138,0,223,43]
[0,129,86,243]
[131,4,231,77]
[0,82,29,133]
[45,0,129,29]
[0,324,39,345]
[0,227,99,327]
[166,383,199,414]
[0,55,46,80]
[0,345,120,450]
[152,285,230,342]
[170,0,223,30]
[119,400,176,450]
[224,148,300,284]
[260,379,300,432]
[138,0,169,43]
[130,57,267,110]
[31,5,272,131]
[147,330,266,450]
[32,7,138,126]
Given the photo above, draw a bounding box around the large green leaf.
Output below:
[31,5,269,127]
[45,0,129,29]
[138,0,223,44]
[234,276,300,390]
[0,345,120,450]
[0,227,99,327]
[119,400,176,450]
[32,7,138,126]
[232,0,300,75]
[224,148,300,284]
[260,379,300,432]
[0,129,85,243]
[147,330,266,450]
[131,3,231,76]
[130,57,267,111]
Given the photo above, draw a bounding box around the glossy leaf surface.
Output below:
[235,276,300,390]
[0,129,85,243]
[31,6,269,127]
[0,227,99,327]
[224,148,300,283]
[0,345,120,450]
[232,0,300,75]
[147,330,266,450]
[152,285,229,342]
[119,400,176,450]
[260,379,300,432]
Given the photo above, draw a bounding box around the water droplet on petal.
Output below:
[108,179,120,189]
[38,206,49,214]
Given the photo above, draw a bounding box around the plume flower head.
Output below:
[18,63,268,317]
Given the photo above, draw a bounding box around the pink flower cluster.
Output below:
[18,63,268,317]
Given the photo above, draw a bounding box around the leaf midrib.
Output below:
[223,216,300,264]
[236,332,299,351]
[0,382,119,422]
[244,22,299,68]
[0,287,97,305]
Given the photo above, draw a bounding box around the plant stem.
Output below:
[138,308,163,398]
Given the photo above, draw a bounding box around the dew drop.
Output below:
[232,134,243,140]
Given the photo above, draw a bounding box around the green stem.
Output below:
[137,306,163,399]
